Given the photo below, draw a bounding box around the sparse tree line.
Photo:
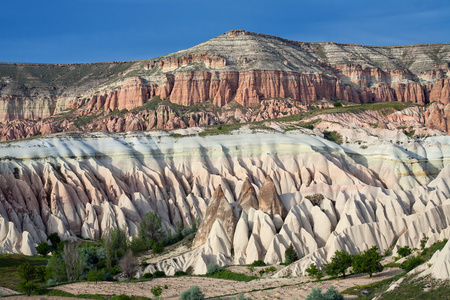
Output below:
[303,246,384,280]
[18,211,198,296]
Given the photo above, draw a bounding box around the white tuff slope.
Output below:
[0,128,450,277]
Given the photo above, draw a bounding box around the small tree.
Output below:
[352,246,384,277]
[397,245,412,258]
[151,285,163,297]
[103,228,128,268]
[64,242,85,281]
[17,263,38,296]
[18,281,38,296]
[17,262,36,283]
[420,237,429,250]
[87,269,105,283]
[305,263,323,280]
[47,232,61,252]
[36,242,51,256]
[324,250,353,278]
[118,250,138,280]
[140,212,163,242]
[179,286,205,300]
[152,241,164,254]
[46,253,68,282]
[206,263,222,275]
[306,285,343,300]
[285,243,298,264]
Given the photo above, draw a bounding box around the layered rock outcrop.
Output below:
[1,31,450,133]
[1,129,450,278]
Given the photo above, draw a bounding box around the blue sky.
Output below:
[1,0,449,64]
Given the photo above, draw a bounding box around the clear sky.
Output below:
[1,0,450,64]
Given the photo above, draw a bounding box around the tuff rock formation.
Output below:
[1,126,450,278]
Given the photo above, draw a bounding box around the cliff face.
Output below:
[1,30,450,135]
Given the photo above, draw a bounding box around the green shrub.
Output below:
[142,273,153,279]
[110,294,132,300]
[420,237,429,250]
[397,246,412,258]
[152,270,166,278]
[285,243,298,265]
[250,260,266,267]
[179,286,205,300]
[399,256,425,272]
[333,101,342,108]
[306,285,344,300]
[129,236,151,255]
[207,270,257,282]
[36,242,51,256]
[152,242,164,254]
[174,270,188,276]
[87,269,105,282]
[323,131,343,144]
[18,281,39,296]
[151,285,163,297]
[206,263,222,275]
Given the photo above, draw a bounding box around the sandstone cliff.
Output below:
[1,31,450,139]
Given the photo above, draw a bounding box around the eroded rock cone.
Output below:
[237,177,259,212]
[257,175,287,218]
[192,184,237,248]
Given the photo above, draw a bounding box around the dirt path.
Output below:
[53,268,402,299]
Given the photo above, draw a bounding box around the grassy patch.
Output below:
[206,270,257,282]
[323,130,343,144]
[0,254,48,290]
[379,275,450,300]
[198,123,242,136]
[421,239,447,261]
[341,272,405,299]
[39,289,106,299]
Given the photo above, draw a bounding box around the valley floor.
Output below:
[46,268,402,299]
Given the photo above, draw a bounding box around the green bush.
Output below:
[399,256,425,272]
[18,281,39,296]
[174,270,188,276]
[87,269,105,282]
[179,286,205,300]
[142,273,153,279]
[206,263,222,275]
[152,270,166,278]
[151,285,163,297]
[36,242,51,256]
[110,294,132,300]
[285,243,298,265]
[306,285,344,300]
[323,131,343,144]
[207,270,257,282]
[250,260,266,267]
[18,262,36,283]
[152,242,164,254]
[397,246,412,258]
[333,101,342,108]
